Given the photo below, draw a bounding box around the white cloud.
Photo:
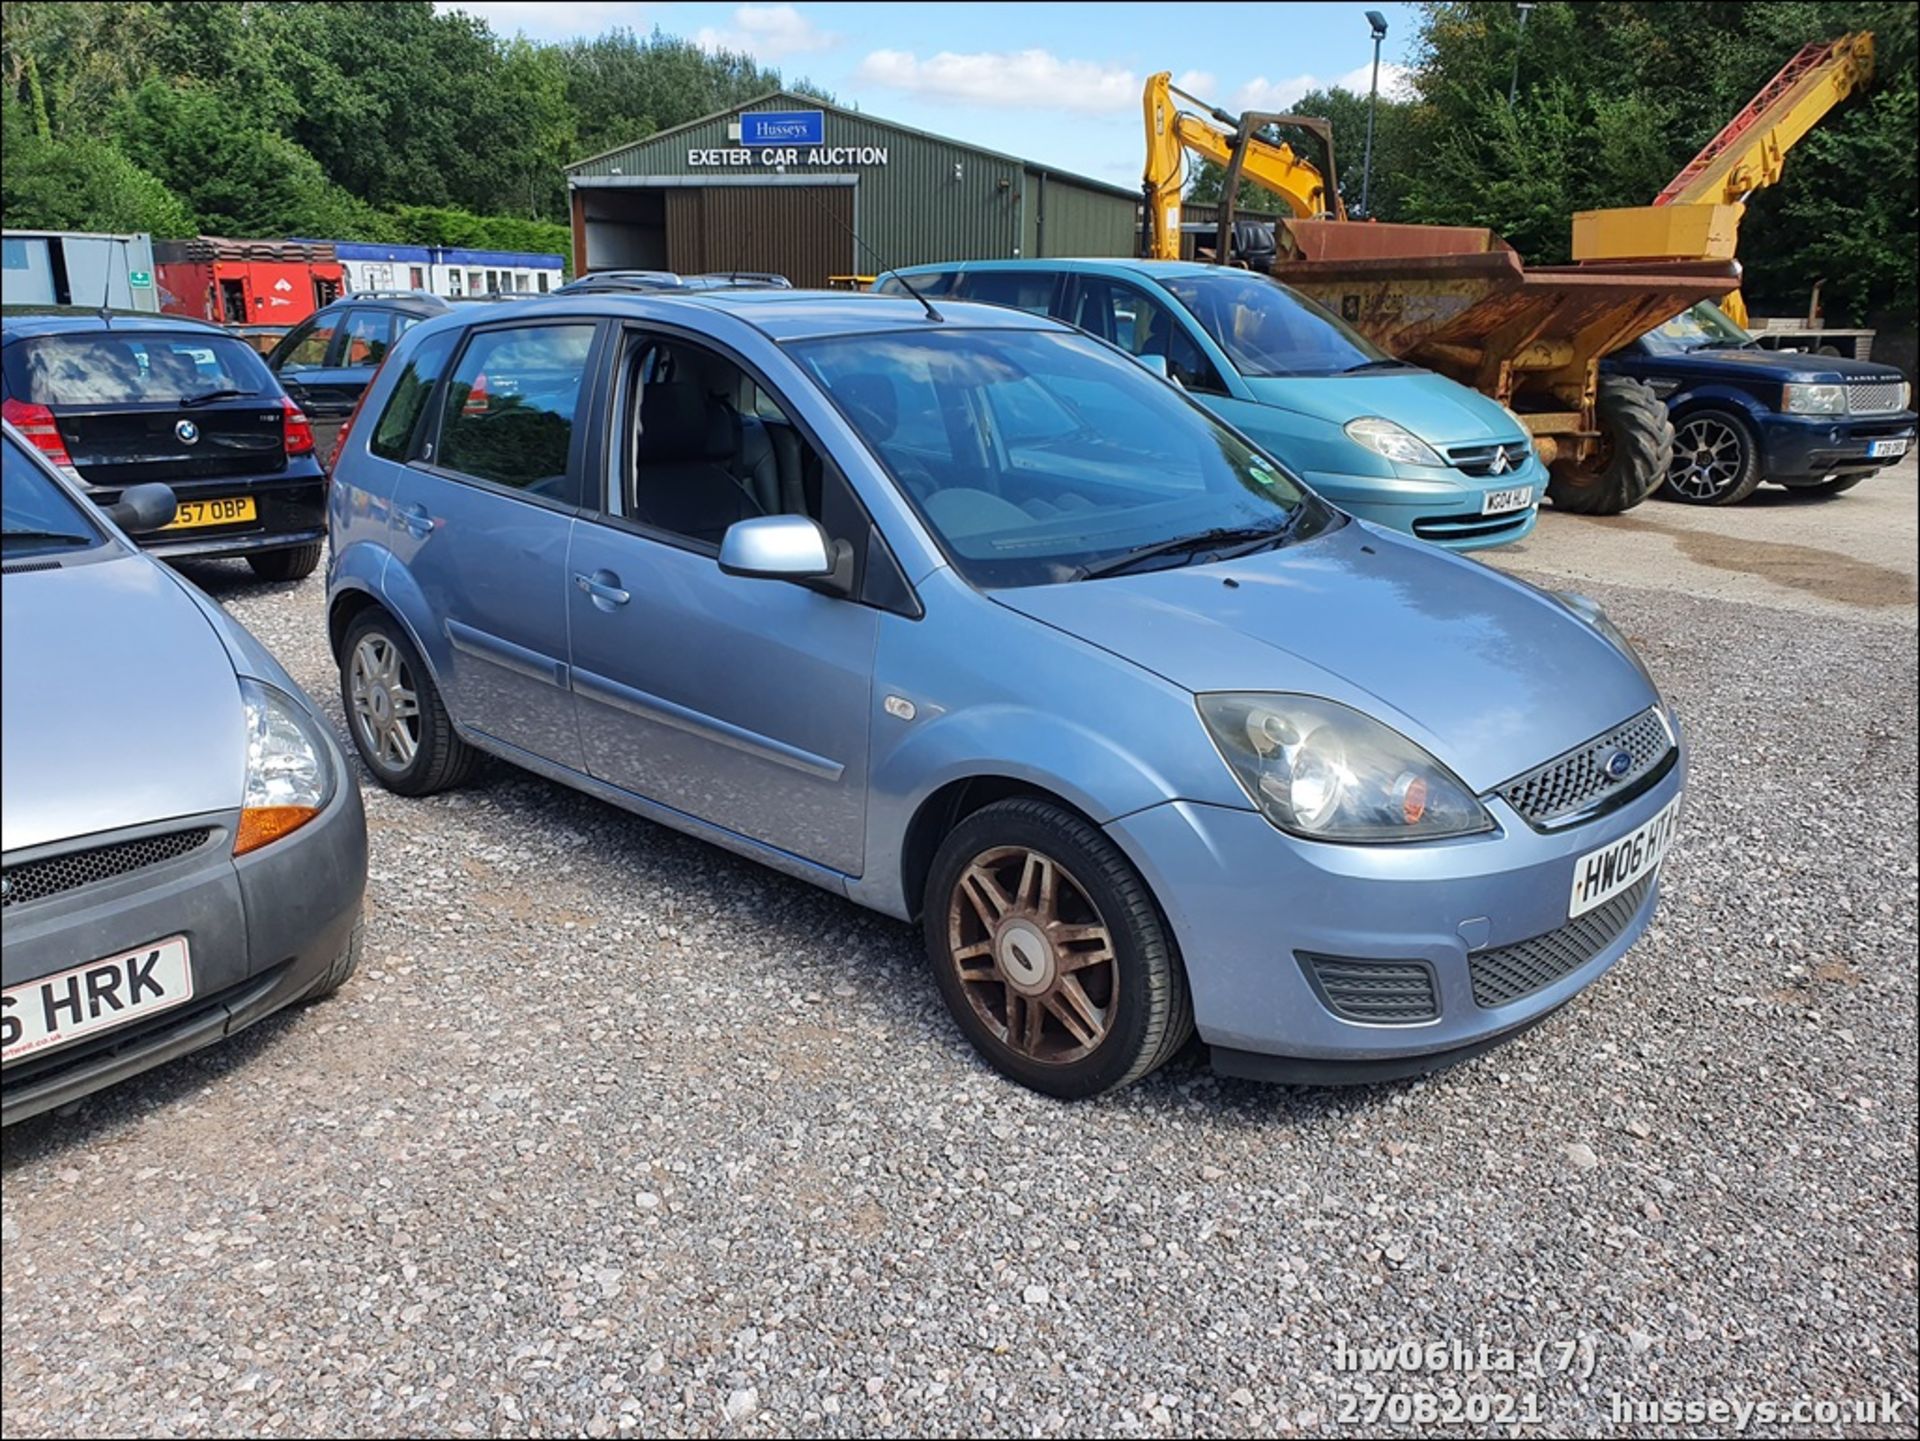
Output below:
[695,5,837,61]
[855,48,1139,115]
[1172,70,1217,99]
[1230,73,1320,113]
[1336,60,1415,100]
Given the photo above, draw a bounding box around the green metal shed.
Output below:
[565,91,1139,286]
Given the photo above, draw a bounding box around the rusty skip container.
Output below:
[1270,220,1741,514]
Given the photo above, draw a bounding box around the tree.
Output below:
[1,87,192,236]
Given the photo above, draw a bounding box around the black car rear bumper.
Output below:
[84,471,327,560]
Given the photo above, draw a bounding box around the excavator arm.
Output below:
[1572,32,1874,324]
[1142,71,1344,261]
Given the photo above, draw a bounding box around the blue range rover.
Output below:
[1607,302,1915,505]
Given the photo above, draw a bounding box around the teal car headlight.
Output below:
[1198,693,1495,843]
[1343,417,1447,468]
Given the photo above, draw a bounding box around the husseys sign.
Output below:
[689,109,889,168]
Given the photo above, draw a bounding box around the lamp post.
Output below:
[1508,2,1536,107]
[1360,9,1388,217]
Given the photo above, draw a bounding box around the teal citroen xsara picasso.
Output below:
[880,259,1545,551]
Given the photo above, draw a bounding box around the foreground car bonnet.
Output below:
[1239,371,1518,443]
[992,523,1654,791]
[1,557,245,853]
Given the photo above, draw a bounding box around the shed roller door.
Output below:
[665,185,853,288]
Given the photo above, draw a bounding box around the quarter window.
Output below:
[279,319,337,372]
[340,309,395,368]
[371,331,458,461]
[436,323,596,504]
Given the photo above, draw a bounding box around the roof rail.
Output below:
[344,288,446,302]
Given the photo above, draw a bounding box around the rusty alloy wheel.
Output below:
[946,844,1118,1065]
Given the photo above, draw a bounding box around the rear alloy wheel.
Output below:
[1660,409,1763,505]
[247,542,323,582]
[925,799,1192,1098]
[340,611,478,796]
[1547,376,1674,515]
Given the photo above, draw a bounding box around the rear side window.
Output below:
[339,309,395,368]
[3,332,272,406]
[370,331,458,461]
[957,271,1058,315]
[435,323,596,504]
[875,270,959,298]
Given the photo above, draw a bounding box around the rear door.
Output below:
[5,329,287,493]
[384,318,605,768]
[271,309,379,461]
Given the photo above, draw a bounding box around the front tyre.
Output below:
[247,542,323,582]
[1799,472,1871,497]
[1547,376,1674,515]
[1659,409,1763,505]
[924,798,1193,1099]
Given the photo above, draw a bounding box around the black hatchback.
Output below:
[1,309,328,580]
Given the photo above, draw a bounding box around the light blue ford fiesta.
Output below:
[325,289,1682,1098]
[879,259,1546,551]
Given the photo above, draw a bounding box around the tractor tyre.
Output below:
[1546,376,1674,516]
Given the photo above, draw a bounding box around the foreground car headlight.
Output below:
[236,679,336,855]
[1197,694,1494,842]
[1343,416,1447,468]
[1554,592,1661,697]
[1781,382,1846,415]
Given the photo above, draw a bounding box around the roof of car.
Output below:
[889,257,1230,281]
[409,290,1067,343]
[0,307,232,340]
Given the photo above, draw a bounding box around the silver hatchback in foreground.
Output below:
[1,425,367,1126]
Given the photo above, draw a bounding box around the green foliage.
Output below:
[1187,85,1417,221]
[1403,1,1918,317]
[0,1,830,256]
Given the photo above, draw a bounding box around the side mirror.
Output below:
[105,482,178,534]
[718,515,853,597]
[1134,352,1172,381]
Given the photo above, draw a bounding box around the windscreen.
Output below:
[790,326,1333,588]
[4,332,274,406]
[1161,269,1390,377]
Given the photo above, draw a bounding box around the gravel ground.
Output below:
[3,480,1916,1438]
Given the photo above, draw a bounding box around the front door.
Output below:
[566,329,877,874]
[385,318,604,769]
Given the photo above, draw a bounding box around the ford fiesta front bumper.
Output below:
[1104,730,1687,1083]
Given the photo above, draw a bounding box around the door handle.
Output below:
[398,503,436,538]
[574,570,630,607]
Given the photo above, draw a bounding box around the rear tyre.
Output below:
[339,610,479,796]
[248,542,323,582]
[924,798,1193,1099]
[1547,376,1673,515]
[1659,408,1763,505]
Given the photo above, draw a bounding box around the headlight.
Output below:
[1343,416,1446,468]
[1197,694,1494,843]
[236,678,336,855]
[1781,382,1846,415]
[1555,592,1660,697]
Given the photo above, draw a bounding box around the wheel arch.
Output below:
[896,774,1107,924]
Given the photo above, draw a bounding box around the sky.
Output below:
[439,1,1422,185]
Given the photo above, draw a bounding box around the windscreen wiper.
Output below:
[1,527,93,547]
[1342,358,1413,373]
[1075,521,1290,580]
[179,388,256,407]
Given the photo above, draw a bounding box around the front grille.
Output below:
[1412,510,1535,543]
[2,828,214,909]
[1497,709,1673,830]
[1299,955,1439,1024]
[1469,876,1653,1007]
[1845,381,1905,415]
[1444,440,1534,477]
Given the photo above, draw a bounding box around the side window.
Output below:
[621,335,838,553]
[875,270,958,299]
[436,323,596,504]
[278,318,337,372]
[371,331,458,461]
[340,309,395,368]
[1077,279,1226,394]
[957,270,1058,315]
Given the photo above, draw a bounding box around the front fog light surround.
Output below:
[236,678,336,855]
[1343,416,1447,468]
[1199,694,1495,843]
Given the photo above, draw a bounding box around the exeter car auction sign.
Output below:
[690,109,889,168]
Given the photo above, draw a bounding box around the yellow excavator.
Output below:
[1571,32,1875,325]
[1141,70,1343,264]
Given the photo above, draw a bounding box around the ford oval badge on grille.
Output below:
[175,419,199,444]
[1604,748,1635,780]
